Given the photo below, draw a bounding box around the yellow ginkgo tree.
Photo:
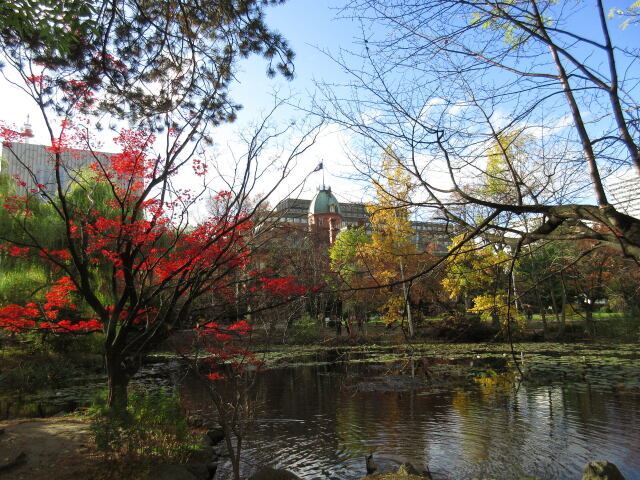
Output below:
[364,148,420,336]
[442,234,517,329]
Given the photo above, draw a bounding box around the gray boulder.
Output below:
[582,461,626,480]
[249,466,301,480]
[396,463,420,476]
[148,464,199,480]
[191,443,215,462]
[206,460,218,478]
[206,428,225,445]
[185,463,211,480]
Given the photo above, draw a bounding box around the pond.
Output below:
[180,344,640,480]
[2,343,639,479]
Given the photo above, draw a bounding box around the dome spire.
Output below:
[22,115,34,142]
[309,185,341,215]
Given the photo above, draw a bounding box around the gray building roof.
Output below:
[607,176,640,219]
[308,186,342,215]
[1,142,110,192]
[274,188,452,254]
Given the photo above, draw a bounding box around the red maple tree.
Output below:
[0,108,314,409]
[1,5,319,442]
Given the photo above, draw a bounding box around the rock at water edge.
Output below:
[249,466,301,480]
[582,461,626,480]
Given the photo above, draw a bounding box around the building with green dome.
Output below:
[274,185,450,254]
[306,186,343,244]
[308,185,342,216]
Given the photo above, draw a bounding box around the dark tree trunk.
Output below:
[491,310,500,330]
[106,351,130,410]
[535,290,548,339]
[549,287,560,323]
[584,303,595,336]
[560,276,568,334]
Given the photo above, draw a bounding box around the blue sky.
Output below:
[223,0,369,202]
[1,1,638,209]
[232,0,357,110]
[228,0,377,203]
[0,0,371,205]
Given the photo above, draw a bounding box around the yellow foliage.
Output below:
[442,235,518,326]
[380,295,405,326]
[365,148,416,260]
[364,147,419,327]
[478,129,536,202]
[442,235,510,299]
[469,294,523,327]
[469,293,505,321]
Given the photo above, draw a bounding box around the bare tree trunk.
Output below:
[212,391,242,480]
[511,270,523,313]
[535,290,548,339]
[549,287,560,323]
[230,435,242,480]
[491,310,500,330]
[532,0,609,207]
[560,275,568,334]
[399,258,414,337]
[584,302,595,336]
[106,351,129,410]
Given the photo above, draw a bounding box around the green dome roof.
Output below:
[309,186,342,215]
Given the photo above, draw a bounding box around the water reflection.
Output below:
[190,365,640,480]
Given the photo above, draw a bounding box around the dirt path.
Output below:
[0,417,101,479]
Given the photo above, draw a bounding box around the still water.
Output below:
[2,346,638,479]
[184,363,640,480]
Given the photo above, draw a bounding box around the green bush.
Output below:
[594,312,640,340]
[0,346,102,393]
[88,389,197,462]
[293,314,316,328]
[287,325,324,344]
[421,313,499,342]
[286,315,325,344]
[25,330,104,355]
[0,267,48,305]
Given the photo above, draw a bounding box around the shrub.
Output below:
[421,313,499,342]
[286,325,324,344]
[88,389,197,462]
[285,315,325,344]
[594,312,640,340]
[26,330,105,355]
[0,346,102,394]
